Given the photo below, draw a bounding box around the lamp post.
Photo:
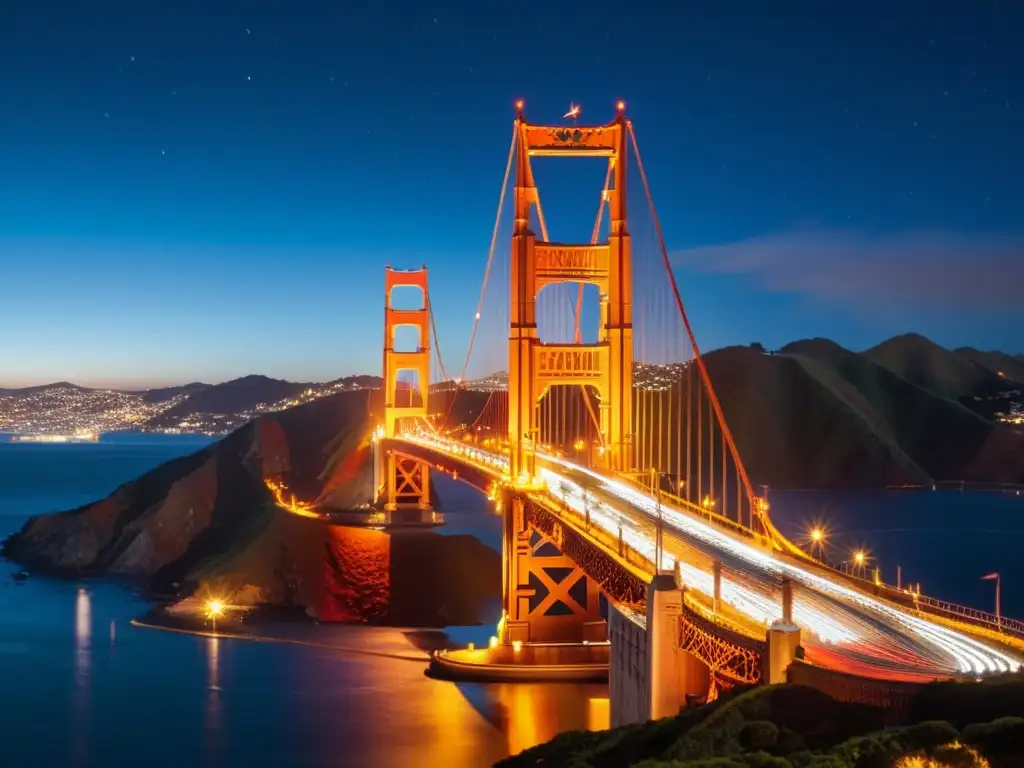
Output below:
[206,599,225,635]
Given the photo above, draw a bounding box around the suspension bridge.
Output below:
[371,101,1021,722]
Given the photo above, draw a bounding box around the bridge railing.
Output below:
[912,594,1024,638]
[780,547,1024,641]
[613,474,764,542]
[403,432,1024,644]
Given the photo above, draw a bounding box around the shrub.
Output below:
[739,722,780,751]
[892,720,960,752]
[740,752,792,767]
[906,675,1024,727]
[961,716,1024,767]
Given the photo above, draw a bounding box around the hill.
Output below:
[864,333,1013,407]
[702,345,929,488]
[143,375,314,428]
[136,381,209,404]
[0,375,385,436]
[955,347,1024,385]
[774,338,1024,484]
[2,388,499,624]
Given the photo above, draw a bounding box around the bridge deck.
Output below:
[393,433,1023,684]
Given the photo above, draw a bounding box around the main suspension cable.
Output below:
[426,294,452,384]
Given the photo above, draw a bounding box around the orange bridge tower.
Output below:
[379,266,433,518]
[508,103,634,484]
[502,103,633,645]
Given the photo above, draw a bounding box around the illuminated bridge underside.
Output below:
[680,604,764,686]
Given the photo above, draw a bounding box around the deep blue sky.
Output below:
[1,0,1021,388]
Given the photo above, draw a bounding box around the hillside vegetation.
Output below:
[498,679,1024,767]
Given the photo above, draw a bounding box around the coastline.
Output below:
[131,606,458,663]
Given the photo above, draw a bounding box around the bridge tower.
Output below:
[508,104,634,484]
[502,104,633,645]
[379,266,433,516]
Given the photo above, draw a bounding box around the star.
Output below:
[130,56,135,62]
[160,150,166,156]
[104,112,109,118]
[247,76,251,81]
[246,28,251,35]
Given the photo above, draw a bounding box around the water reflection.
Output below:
[73,588,92,767]
[205,636,222,765]
[75,588,91,683]
[486,683,609,758]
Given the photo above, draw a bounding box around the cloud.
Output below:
[671,228,1024,312]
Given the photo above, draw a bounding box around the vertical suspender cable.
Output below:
[628,123,761,525]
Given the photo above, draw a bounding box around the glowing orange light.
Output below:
[563,102,580,119]
[616,100,626,111]
[264,477,321,519]
[206,599,225,618]
[514,99,524,110]
[810,528,824,543]
[853,550,866,565]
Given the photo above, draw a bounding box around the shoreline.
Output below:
[130,610,445,663]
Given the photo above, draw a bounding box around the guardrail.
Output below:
[785,548,1024,641]
[613,474,769,546]
[913,594,1024,637]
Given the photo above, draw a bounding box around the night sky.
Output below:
[1,0,1021,388]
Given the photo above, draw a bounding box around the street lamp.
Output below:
[206,599,225,634]
[807,526,827,560]
[852,550,867,577]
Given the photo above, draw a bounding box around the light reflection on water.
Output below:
[73,588,91,768]
[206,636,222,766]
[0,566,608,767]
[0,437,611,766]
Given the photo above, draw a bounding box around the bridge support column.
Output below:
[766,579,801,684]
[646,574,683,719]
[678,647,711,706]
[501,491,605,644]
[502,492,531,644]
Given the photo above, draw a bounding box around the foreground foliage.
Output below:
[497,677,1024,768]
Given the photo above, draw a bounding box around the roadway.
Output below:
[400,433,1022,683]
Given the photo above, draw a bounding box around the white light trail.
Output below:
[401,433,1022,677]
